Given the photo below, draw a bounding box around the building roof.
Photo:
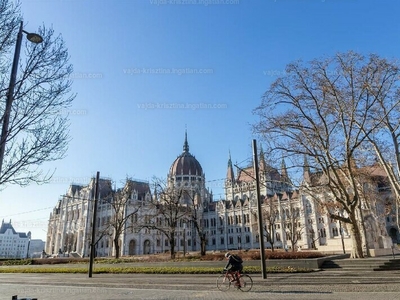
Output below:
[125,179,151,200]
[0,221,16,235]
[169,132,203,177]
[0,220,28,238]
[236,165,282,183]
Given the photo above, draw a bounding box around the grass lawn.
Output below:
[0,250,322,274]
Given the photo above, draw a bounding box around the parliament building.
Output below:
[46,134,399,257]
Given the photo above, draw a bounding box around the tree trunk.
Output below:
[269,225,275,252]
[169,232,176,259]
[170,239,175,259]
[200,238,206,256]
[349,218,364,258]
[114,237,120,259]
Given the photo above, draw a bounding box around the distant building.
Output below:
[0,220,30,258]
[28,239,46,258]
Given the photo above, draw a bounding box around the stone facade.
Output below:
[46,135,399,257]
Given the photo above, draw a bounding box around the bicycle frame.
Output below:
[216,270,253,292]
[225,270,240,284]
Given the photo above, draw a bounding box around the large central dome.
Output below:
[169,132,203,177]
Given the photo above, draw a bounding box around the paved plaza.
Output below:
[2,269,400,300]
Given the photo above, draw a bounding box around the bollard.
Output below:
[12,296,37,300]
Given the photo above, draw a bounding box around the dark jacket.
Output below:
[224,254,243,272]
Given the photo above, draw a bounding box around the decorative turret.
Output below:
[259,144,267,172]
[226,151,235,183]
[303,155,311,183]
[281,158,290,182]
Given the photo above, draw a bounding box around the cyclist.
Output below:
[223,252,243,285]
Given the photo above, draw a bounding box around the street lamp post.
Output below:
[183,223,186,257]
[252,139,267,279]
[0,21,43,178]
[89,171,100,278]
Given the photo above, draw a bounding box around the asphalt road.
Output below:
[2,269,400,300]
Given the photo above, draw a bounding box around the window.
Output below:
[332,228,338,237]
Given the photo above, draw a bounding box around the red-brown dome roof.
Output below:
[169,133,203,177]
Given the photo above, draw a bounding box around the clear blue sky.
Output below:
[1,0,400,241]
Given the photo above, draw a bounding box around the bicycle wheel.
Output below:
[216,274,231,291]
[238,274,253,292]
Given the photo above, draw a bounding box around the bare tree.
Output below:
[182,189,208,256]
[253,51,398,258]
[97,180,143,259]
[282,192,304,252]
[145,178,191,259]
[359,74,400,214]
[0,0,20,54]
[0,0,75,187]
[264,196,278,251]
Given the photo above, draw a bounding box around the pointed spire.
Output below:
[183,129,189,153]
[259,144,267,171]
[153,185,158,202]
[281,158,288,178]
[303,155,310,183]
[226,150,235,182]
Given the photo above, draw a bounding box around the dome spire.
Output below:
[183,129,189,153]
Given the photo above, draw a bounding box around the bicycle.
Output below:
[216,269,253,292]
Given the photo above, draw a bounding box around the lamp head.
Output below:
[27,33,43,44]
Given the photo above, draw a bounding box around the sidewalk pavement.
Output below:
[2,268,400,300]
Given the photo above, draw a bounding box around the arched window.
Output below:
[245,235,250,243]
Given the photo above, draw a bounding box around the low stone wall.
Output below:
[264,254,350,270]
[369,247,400,257]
